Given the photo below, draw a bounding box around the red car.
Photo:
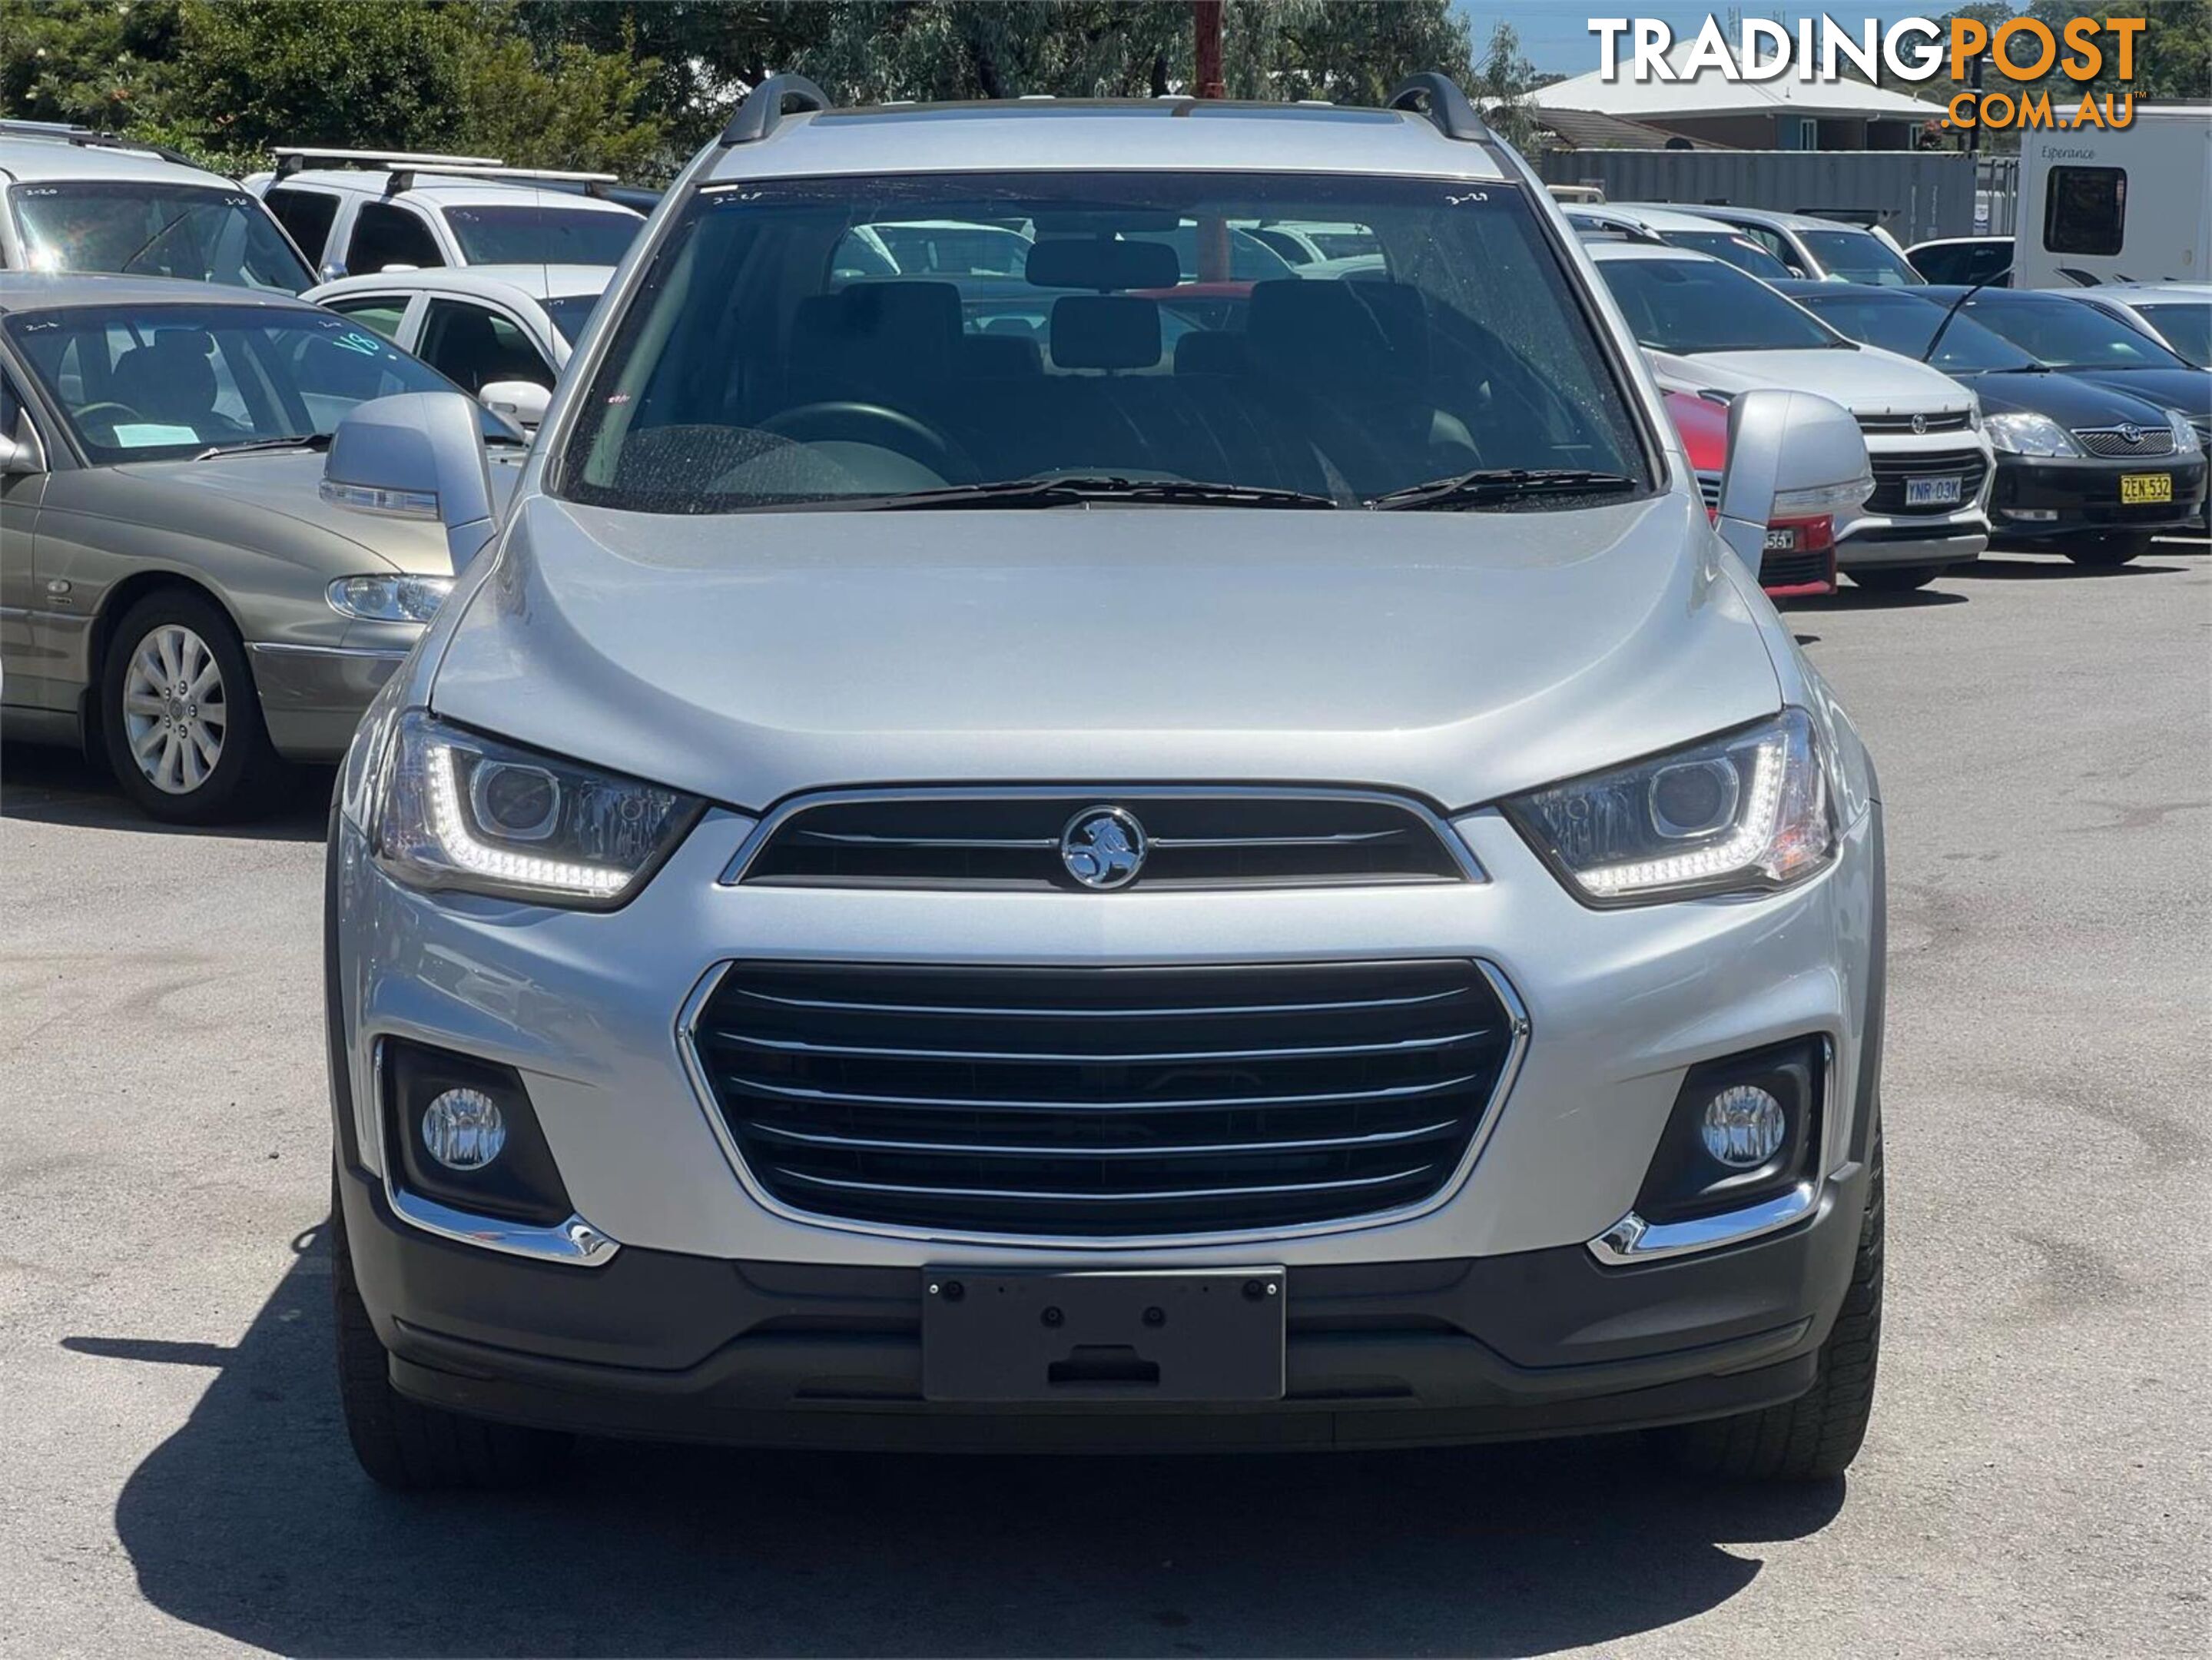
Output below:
[1664,392,1839,599]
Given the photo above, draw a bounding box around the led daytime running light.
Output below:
[426,739,628,897]
[1579,735,1786,897]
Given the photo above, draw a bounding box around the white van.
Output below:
[2013,105,2212,290]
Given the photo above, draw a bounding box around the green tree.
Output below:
[0,0,184,133]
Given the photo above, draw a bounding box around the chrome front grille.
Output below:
[1866,447,1990,515]
[2073,425,2177,459]
[1858,411,1973,435]
[688,959,1523,1238]
[731,791,1472,890]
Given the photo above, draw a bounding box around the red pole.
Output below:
[1193,1,1230,280]
[1194,1,1225,98]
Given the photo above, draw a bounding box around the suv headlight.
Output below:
[328,574,454,622]
[1983,411,2080,457]
[373,709,702,908]
[2167,408,2204,455]
[1501,709,1836,906]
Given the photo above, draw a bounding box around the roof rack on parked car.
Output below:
[273,146,506,178]
[1385,74,1493,143]
[272,148,625,198]
[0,118,203,169]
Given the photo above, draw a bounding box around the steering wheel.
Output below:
[74,402,150,438]
[758,401,977,480]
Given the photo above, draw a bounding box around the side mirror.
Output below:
[321,391,498,571]
[1716,390,1870,578]
[479,379,551,433]
[0,426,46,476]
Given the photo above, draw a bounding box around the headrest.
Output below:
[1026,237,1181,292]
[1172,330,1249,376]
[1050,296,1161,371]
[152,328,216,359]
[960,334,1043,377]
[1247,279,1428,378]
[791,281,962,380]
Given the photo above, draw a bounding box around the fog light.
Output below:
[421,1087,506,1170]
[1700,1084,1786,1168]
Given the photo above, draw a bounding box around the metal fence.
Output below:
[1534,149,2018,244]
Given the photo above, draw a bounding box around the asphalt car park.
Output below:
[2,536,2204,1658]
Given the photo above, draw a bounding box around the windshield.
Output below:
[559,171,1650,513]
[1796,291,2037,373]
[5,301,516,463]
[1800,229,1922,287]
[543,293,604,347]
[11,181,312,293]
[1965,294,2191,372]
[1597,256,1846,354]
[443,204,642,266]
[2133,300,2211,368]
[1663,231,1792,281]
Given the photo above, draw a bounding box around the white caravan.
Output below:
[2014,105,2212,290]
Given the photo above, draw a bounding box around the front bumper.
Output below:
[249,642,410,760]
[328,791,1884,1446]
[337,1154,1870,1451]
[1835,516,1988,572]
[1988,453,2209,540]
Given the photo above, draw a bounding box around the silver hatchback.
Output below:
[323,78,1889,1487]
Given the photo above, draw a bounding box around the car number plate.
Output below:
[2121,473,2174,504]
[1905,475,1963,507]
[922,1267,1285,1403]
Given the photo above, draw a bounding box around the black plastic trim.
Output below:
[1385,74,1494,143]
[719,75,832,147]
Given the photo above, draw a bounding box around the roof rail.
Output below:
[378,162,623,198]
[273,146,505,179]
[0,120,201,168]
[1385,73,1493,143]
[719,74,832,147]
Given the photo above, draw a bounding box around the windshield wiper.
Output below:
[867,475,1341,512]
[193,433,331,460]
[1367,467,1641,512]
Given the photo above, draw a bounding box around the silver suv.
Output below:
[324,77,1889,1489]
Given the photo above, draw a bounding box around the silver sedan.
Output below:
[0,274,521,821]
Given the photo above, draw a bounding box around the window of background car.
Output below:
[323,295,410,340]
[349,201,445,273]
[542,294,603,347]
[2044,166,2126,257]
[559,171,1651,513]
[3,303,514,463]
[2131,301,2210,369]
[1598,256,1845,354]
[443,204,642,267]
[261,186,340,264]
[1797,229,1920,287]
[1662,231,1792,281]
[417,298,552,392]
[1799,293,2036,373]
[10,182,312,292]
[1968,294,2188,372]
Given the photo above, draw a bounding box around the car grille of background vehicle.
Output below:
[689,959,1518,1237]
[1867,447,1991,514]
[2072,425,2178,458]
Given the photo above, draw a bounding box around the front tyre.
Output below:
[332,1174,572,1490]
[1848,566,1940,594]
[2064,532,2152,569]
[1650,1131,1884,1482]
[100,590,279,823]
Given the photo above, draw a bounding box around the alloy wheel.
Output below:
[121,623,227,795]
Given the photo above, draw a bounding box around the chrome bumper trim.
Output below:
[385,1187,622,1267]
[249,642,413,662]
[1585,1180,1818,1267]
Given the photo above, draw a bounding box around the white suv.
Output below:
[247,150,643,282]
[1592,242,1993,592]
[0,121,310,291]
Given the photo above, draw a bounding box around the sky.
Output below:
[1465,3,1963,75]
